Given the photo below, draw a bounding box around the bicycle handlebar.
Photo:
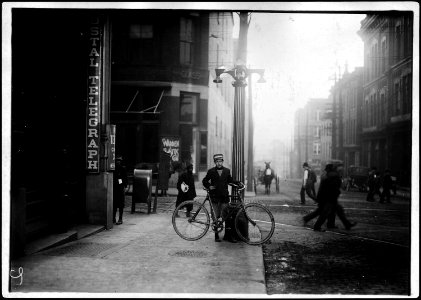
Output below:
[202,181,245,192]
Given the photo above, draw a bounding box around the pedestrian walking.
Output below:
[380,169,393,203]
[313,163,357,231]
[113,155,128,225]
[303,164,336,228]
[366,167,381,202]
[300,162,317,204]
[202,154,236,243]
[175,163,196,217]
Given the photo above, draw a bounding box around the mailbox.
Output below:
[132,169,154,214]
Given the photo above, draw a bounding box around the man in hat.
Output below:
[312,163,356,231]
[113,155,128,225]
[202,154,236,242]
[300,162,317,205]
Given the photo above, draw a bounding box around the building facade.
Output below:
[330,67,364,174]
[358,13,413,186]
[9,9,236,258]
[110,10,236,185]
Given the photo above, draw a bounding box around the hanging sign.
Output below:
[86,16,102,172]
[107,124,116,171]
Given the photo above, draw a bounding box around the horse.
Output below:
[263,162,275,195]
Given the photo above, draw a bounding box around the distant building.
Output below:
[358,13,413,186]
[330,67,364,174]
[293,98,332,176]
[320,107,333,165]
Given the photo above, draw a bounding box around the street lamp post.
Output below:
[214,64,265,191]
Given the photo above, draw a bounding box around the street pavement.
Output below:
[8,193,266,297]
[6,180,416,297]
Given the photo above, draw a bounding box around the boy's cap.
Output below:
[213,154,224,162]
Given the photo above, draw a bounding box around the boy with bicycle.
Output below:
[202,154,237,243]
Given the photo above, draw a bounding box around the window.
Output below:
[313,142,321,155]
[129,24,153,39]
[316,110,321,121]
[381,37,387,73]
[128,24,154,63]
[180,92,198,123]
[380,93,385,125]
[314,126,320,137]
[402,74,411,114]
[394,82,400,115]
[395,24,402,62]
[180,17,194,65]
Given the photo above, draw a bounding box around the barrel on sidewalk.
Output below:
[132,169,156,214]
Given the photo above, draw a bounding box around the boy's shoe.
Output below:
[116,220,123,225]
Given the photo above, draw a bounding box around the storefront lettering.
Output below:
[162,138,180,162]
[86,17,101,172]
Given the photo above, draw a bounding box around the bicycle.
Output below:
[172,182,275,245]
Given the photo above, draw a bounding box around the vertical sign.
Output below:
[158,136,180,189]
[86,16,102,172]
[107,124,116,171]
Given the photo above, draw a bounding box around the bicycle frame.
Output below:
[173,181,275,245]
[190,184,256,230]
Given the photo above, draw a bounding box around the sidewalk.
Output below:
[9,204,266,296]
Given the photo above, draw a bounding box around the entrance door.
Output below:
[11,9,88,243]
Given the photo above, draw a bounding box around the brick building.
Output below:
[358,13,413,186]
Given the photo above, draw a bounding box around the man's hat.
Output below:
[325,163,334,171]
[302,162,309,167]
[213,154,224,162]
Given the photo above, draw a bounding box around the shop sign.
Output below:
[107,124,116,171]
[158,136,180,189]
[86,16,102,172]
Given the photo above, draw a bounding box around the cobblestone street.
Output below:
[256,179,412,296]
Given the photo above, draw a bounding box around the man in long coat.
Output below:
[313,164,356,231]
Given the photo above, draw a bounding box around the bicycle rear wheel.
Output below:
[235,203,275,245]
[172,200,210,241]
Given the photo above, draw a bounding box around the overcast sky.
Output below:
[244,13,366,160]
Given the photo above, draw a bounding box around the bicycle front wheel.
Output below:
[172,200,210,241]
[235,203,275,245]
